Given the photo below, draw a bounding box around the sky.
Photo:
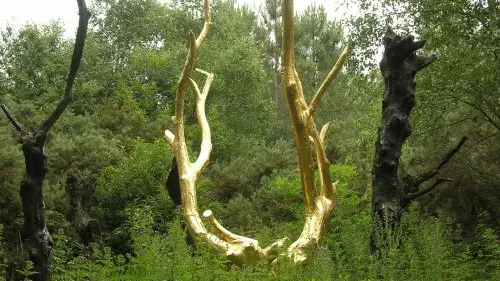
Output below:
[0,0,349,35]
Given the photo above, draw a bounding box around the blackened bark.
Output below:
[40,0,91,133]
[372,28,436,239]
[165,157,195,248]
[371,28,465,252]
[19,132,52,281]
[166,157,181,206]
[0,2,90,280]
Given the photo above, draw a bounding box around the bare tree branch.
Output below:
[404,177,453,206]
[164,130,175,147]
[1,104,26,133]
[282,1,317,213]
[411,137,467,187]
[412,117,472,138]
[39,0,91,133]
[320,122,331,142]
[435,137,468,170]
[195,0,212,48]
[192,69,214,174]
[164,0,345,267]
[279,0,339,264]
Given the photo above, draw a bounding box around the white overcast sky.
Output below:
[0,0,349,35]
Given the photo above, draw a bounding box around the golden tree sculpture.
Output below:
[164,0,348,266]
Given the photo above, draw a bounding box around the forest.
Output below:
[0,0,498,280]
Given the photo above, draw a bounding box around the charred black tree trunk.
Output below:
[0,2,90,280]
[371,28,466,252]
[19,133,51,281]
[165,157,182,207]
[165,157,195,248]
[66,172,100,245]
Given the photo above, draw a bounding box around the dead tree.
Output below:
[66,172,100,245]
[162,0,348,266]
[371,28,466,252]
[1,1,90,280]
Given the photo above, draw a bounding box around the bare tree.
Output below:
[163,0,348,266]
[371,28,466,252]
[1,1,90,280]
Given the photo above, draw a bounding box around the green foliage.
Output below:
[0,224,4,280]
[252,173,303,229]
[50,180,500,281]
[42,112,124,213]
[94,78,150,138]
[0,118,23,224]
[342,0,499,251]
[48,113,122,173]
[0,23,70,108]
[93,139,174,255]
[206,139,296,200]
[96,139,171,206]
[196,1,277,155]
[1,0,498,279]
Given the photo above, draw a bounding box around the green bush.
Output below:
[207,139,296,201]
[92,139,174,256]
[50,167,499,281]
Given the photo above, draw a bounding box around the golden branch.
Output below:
[192,69,214,174]
[320,122,331,142]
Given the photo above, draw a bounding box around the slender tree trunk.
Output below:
[371,28,466,252]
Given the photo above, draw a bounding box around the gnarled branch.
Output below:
[305,46,349,119]
[279,0,346,263]
[0,2,91,280]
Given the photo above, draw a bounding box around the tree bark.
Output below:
[19,132,52,281]
[162,0,347,266]
[371,28,466,252]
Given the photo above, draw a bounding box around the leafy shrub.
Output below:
[207,139,296,201]
[93,139,174,256]
[51,174,499,281]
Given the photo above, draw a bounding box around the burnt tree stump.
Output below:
[371,28,466,252]
[66,172,100,245]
